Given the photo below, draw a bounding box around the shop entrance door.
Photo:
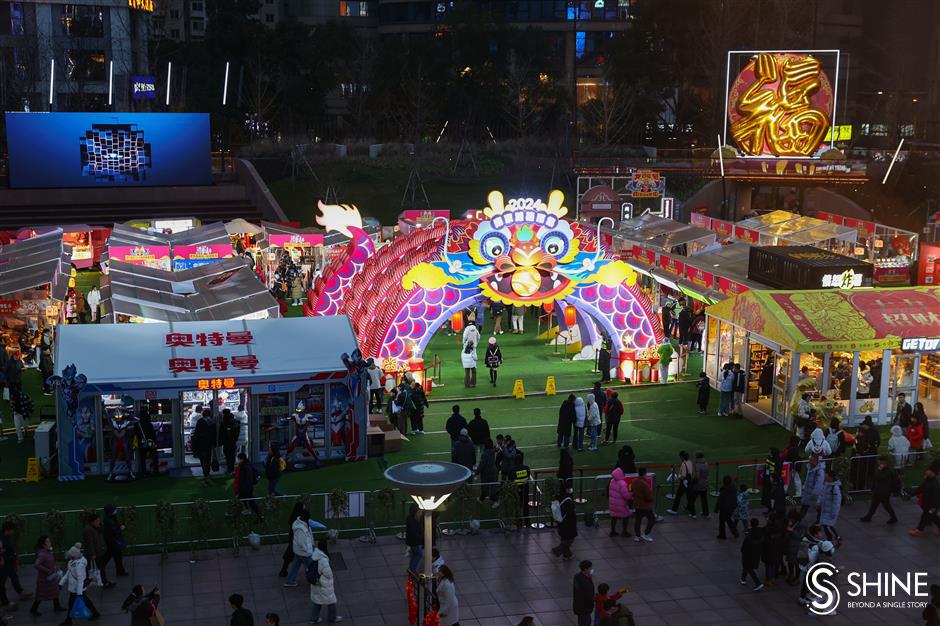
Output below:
[136,398,176,472]
[178,388,251,469]
[771,352,792,427]
[890,354,920,407]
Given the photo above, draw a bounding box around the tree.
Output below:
[580,76,639,146]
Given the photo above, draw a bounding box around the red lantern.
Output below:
[543,301,554,312]
[563,304,577,326]
[450,311,464,333]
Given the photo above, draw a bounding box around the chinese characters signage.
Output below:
[197,378,237,390]
[109,245,171,270]
[727,51,835,157]
[626,169,665,198]
[632,245,656,266]
[0,300,19,315]
[268,233,324,250]
[684,266,715,290]
[821,269,863,289]
[165,330,259,374]
[658,254,685,277]
[716,276,748,297]
[132,76,156,100]
[128,0,153,11]
[734,226,760,244]
[172,244,234,270]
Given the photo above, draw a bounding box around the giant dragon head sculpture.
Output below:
[402,190,635,305]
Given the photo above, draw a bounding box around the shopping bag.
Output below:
[87,567,102,587]
[150,609,166,626]
[70,595,92,620]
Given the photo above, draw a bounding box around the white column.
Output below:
[879,349,891,425]
[848,352,859,425]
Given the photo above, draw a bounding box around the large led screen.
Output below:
[5,112,212,188]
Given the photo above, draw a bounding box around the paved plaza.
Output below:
[9,497,938,626]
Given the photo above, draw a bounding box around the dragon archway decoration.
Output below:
[306,191,663,368]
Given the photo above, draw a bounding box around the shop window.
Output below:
[7,2,25,35]
[192,19,204,31]
[339,0,370,16]
[288,385,325,464]
[705,317,719,379]
[170,9,179,18]
[259,392,291,458]
[265,13,274,22]
[65,50,106,82]
[60,5,104,37]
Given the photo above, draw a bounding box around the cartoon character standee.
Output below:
[107,411,139,481]
[285,401,320,468]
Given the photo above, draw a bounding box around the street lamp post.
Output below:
[384,461,471,582]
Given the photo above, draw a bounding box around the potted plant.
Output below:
[45,510,65,557]
[226,496,251,555]
[189,499,212,560]
[155,501,176,560]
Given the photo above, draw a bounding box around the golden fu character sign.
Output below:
[728,53,833,157]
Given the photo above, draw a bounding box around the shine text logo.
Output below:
[805,562,840,615]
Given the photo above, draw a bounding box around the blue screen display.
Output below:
[5,112,212,188]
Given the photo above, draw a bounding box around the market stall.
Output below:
[0,231,71,358]
[613,214,718,256]
[704,286,940,428]
[104,223,234,272]
[258,222,325,294]
[100,257,278,323]
[53,316,369,479]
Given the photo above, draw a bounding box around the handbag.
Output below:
[210,449,220,473]
[150,608,166,626]
[70,595,92,620]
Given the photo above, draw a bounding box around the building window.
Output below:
[60,5,105,37]
[170,28,180,38]
[65,50,106,81]
[265,13,274,22]
[192,19,204,31]
[8,2,25,35]
[339,1,369,17]
[191,1,204,12]
[170,9,179,18]
[265,0,274,4]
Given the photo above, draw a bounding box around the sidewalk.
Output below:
[9,498,938,626]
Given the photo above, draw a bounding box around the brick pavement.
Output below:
[7,497,938,626]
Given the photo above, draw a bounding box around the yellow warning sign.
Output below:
[545,375,556,396]
[25,457,40,483]
[512,379,525,399]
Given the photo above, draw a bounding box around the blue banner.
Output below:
[5,112,212,188]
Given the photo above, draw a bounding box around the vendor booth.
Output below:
[100,257,278,323]
[0,231,71,357]
[612,214,718,257]
[705,286,940,428]
[52,316,369,479]
[104,223,234,272]
[258,222,325,292]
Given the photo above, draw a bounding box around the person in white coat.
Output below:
[309,540,341,623]
[586,395,602,451]
[85,287,101,322]
[461,335,478,388]
[462,324,480,350]
[799,453,826,522]
[284,511,314,586]
[887,425,911,469]
[573,397,586,451]
[804,428,832,458]
[60,543,100,624]
[435,565,459,626]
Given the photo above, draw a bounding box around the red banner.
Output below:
[917,242,940,286]
[658,254,685,276]
[690,213,711,229]
[400,210,450,223]
[716,276,748,297]
[816,210,844,225]
[843,217,876,237]
[0,299,19,315]
[711,219,733,239]
[685,266,715,290]
[734,226,760,244]
[632,246,656,266]
[268,233,324,249]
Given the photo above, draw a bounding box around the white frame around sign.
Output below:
[723,49,841,160]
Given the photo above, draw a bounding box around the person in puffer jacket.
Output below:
[800,453,826,521]
[804,428,832,458]
[608,468,632,537]
[284,510,314,586]
[888,425,911,469]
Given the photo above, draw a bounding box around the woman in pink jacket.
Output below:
[608,467,633,537]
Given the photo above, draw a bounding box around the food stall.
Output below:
[53,316,369,479]
[817,211,918,286]
[613,214,718,257]
[747,246,874,290]
[105,223,234,272]
[0,231,71,356]
[258,222,325,291]
[704,286,940,427]
[100,257,279,323]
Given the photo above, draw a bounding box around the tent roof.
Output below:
[225,218,263,235]
[0,230,71,300]
[101,257,277,323]
[107,222,232,248]
[616,215,716,251]
[54,316,359,385]
[706,286,940,352]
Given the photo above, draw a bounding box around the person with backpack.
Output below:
[825,418,847,457]
[309,540,341,623]
[630,468,655,542]
[666,451,694,517]
[715,476,739,539]
[819,468,843,545]
[410,381,429,435]
[234,453,261,521]
[804,428,832,458]
[740,519,764,591]
[265,442,284,497]
[860,456,899,524]
[484,337,503,387]
[688,452,710,519]
[607,468,632,537]
[284,509,313,587]
[602,393,624,444]
[551,492,577,560]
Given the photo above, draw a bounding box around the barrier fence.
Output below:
[6,450,936,560]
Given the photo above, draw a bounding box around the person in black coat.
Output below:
[557,395,576,448]
[452,429,476,475]
[445,406,468,452]
[762,511,786,585]
[591,382,607,414]
[571,561,594,626]
[551,493,578,559]
[264,442,283,497]
[411,382,429,434]
[696,371,710,414]
[677,303,692,346]
[476,439,499,505]
[597,345,611,383]
[136,409,158,476]
[218,409,240,475]
[603,393,624,444]
[860,456,899,523]
[228,594,254,626]
[740,519,764,590]
[235,453,261,520]
[405,503,424,574]
[191,409,217,483]
[467,409,491,455]
[758,357,774,398]
[558,448,574,493]
[715,475,739,539]
[102,504,128,577]
[616,445,636,475]
[484,337,503,386]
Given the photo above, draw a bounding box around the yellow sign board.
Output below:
[826,125,852,142]
[128,0,154,11]
[512,379,525,399]
[545,375,556,396]
[25,457,40,483]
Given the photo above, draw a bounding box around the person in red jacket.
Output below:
[593,583,627,626]
[907,415,926,454]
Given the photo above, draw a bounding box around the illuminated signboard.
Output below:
[132,75,156,100]
[725,50,838,158]
[197,378,237,390]
[901,337,940,352]
[626,169,665,198]
[821,269,863,289]
[128,0,154,11]
[826,125,852,141]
